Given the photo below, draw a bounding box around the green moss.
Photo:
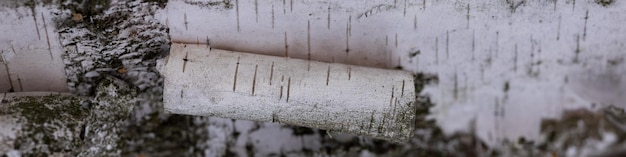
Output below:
[4,94,88,155]
[11,95,85,126]
[13,95,86,124]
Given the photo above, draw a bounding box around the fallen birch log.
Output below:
[159,43,418,142]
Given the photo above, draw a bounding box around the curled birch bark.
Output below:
[159,43,418,142]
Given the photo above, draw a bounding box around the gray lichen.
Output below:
[0,93,88,156]
[0,76,140,156]
[54,0,213,156]
[77,76,137,156]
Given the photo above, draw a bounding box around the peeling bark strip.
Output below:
[160,43,418,142]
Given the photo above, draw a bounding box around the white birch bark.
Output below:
[159,0,626,147]
[0,4,68,92]
[159,43,418,142]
